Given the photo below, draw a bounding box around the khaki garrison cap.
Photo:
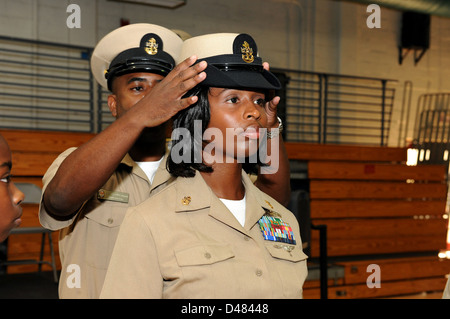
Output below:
[178,33,281,91]
[91,23,183,91]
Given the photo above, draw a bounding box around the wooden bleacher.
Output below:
[0,129,95,274]
[286,142,450,299]
[1,130,449,298]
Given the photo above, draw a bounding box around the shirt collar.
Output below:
[120,153,171,191]
[173,170,281,232]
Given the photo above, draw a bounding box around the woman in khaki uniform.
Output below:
[100,33,308,299]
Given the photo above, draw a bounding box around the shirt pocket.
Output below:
[175,243,235,266]
[171,243,236,298]
[265,242,309,297]
[264,242,309,262]
[84,202,129,269]
[85,203,128,228]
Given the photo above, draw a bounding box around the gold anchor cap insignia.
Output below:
[241,41,254,63]
[181,196,191,205]
[145,37,158,55]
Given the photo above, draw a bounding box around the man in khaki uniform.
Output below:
[39,24,206,298]
[100,33,307,299]
[40,25,291,298]
[40,148,172,298]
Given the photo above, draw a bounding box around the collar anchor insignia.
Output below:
[181,196,191,205]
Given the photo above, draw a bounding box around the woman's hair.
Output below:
[167,86,212,177]
[167,86,264,178]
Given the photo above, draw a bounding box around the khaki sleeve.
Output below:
[38,147,79,230]
[100,207,163,298]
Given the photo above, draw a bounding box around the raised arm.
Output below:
[42,57,207,218]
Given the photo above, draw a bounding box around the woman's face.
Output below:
[0,137,24,242]
[205,87,268,163]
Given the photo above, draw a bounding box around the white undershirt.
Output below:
[219,194,246,227]
[136,157,163,184]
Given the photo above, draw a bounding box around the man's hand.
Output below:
[262,61,281,128]
[265,96,281,129]
[43,56,207,217]
[130,55,207,128]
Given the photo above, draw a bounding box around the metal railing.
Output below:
[0,36,397,146]
[0,36,93,132]
[273,68,397,146]
[411,93,450,166]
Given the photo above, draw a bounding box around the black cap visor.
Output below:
[106,48,175,91]
[199,55,281,91]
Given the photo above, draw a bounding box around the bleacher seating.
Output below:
[286,142,450,299]
[1,130,449,298]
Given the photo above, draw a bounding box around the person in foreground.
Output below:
[100,33,308,299]
[0,133,24,242]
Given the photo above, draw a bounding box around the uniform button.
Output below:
[255,269,263,277]
[107,218,114,224]
[244,236,250,241]
[204,252,211,259]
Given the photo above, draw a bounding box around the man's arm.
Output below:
[43,56,207,218]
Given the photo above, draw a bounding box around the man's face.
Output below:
[107,72,164,118]
[0,137,24,242]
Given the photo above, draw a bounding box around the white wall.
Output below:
[0,0,449,146]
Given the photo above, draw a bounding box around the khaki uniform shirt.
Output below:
[100,170,308,299]
[39,147,172,299]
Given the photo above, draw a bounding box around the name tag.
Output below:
[97,189,129,203]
